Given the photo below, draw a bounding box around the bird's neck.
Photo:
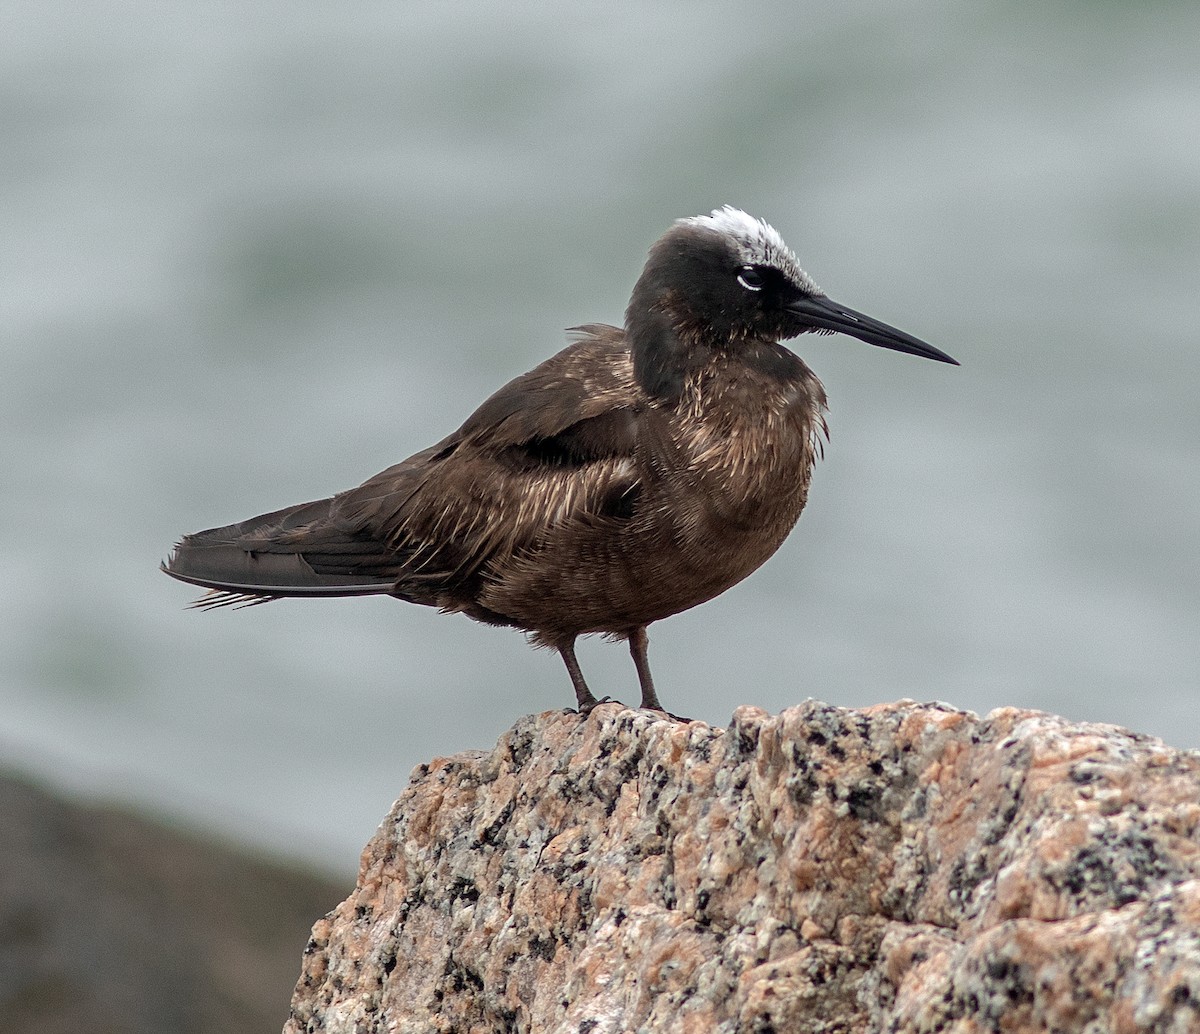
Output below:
[628,313,700,403]
[627,293,813,414]
[626,285,725,404]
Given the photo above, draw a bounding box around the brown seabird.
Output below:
[163,207,957,714]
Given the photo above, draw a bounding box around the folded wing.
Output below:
[162,326,646,612]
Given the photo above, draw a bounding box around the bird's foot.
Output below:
[573,694,616,716]
[644,706,694,723]
[637,684,689,721]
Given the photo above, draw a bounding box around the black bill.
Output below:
[788,294,959,365]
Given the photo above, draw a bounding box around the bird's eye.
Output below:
[737,266,765,291]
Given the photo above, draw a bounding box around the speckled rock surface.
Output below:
[285,701,1200,1033]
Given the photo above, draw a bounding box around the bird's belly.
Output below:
[479,440,815,639]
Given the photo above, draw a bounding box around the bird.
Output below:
[163,206,957,716]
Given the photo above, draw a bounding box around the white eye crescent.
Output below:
[737,266,765,291]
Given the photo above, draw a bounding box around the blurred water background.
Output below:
[3,0,1198,876]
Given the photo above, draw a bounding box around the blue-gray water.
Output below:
[3,1,1198,874]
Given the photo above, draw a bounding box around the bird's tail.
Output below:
[161,497,399,609]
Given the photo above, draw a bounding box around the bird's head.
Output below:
[626,206,956,398]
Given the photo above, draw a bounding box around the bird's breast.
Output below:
[567,361,829,626]
[474,352,828,638]
[668,359,826,530]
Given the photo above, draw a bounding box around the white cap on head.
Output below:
[679,206,823,297]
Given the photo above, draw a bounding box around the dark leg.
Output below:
[629,626,664,711]
[559,638,600,714]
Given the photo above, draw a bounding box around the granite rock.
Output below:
[285,701,1200,1033]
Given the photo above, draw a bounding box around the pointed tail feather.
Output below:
[162,497,399,604]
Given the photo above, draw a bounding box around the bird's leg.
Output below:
[630,627,691,721]
[559,638,601,714]
[629,626,664,711]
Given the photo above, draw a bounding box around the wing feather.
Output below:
[332,327,647,601]
[165,326,649,611]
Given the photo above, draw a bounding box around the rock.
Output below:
[285,701,1200,1033]
[0,771,346,1034]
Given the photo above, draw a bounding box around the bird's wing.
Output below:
[165,327,649,609]
[452,325,638,453]
[332,326,649,602]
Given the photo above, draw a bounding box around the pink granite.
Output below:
[285,701,1200,1033]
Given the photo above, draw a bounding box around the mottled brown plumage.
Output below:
[163,207,956,714]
